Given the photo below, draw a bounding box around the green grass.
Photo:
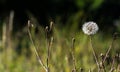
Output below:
[0,19,120,72]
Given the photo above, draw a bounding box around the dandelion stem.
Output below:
[90,36,100,72]
[27,20,47,72]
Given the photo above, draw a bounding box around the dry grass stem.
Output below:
[45,21,54,72]
[103,39,114,63]
[103,33,118,64]
[27,20,47,71]
[71,38,76,72]
[90,36,100,72]
[109,58,115,72]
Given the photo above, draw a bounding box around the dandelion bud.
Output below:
[100,53,104,60]
[45,26,49,32]
[28,20,34,28]
[28,20,31,27]
[50,21,54,30]
[82,21,99,35]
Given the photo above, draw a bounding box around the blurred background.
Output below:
[0,0,120,32]
[0,0,120,72]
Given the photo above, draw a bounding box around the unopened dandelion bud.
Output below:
[45,26,49,32]
[28,20,31,27]
[50,21,54,30]
[100,53,104,60]
[28,20,34,28]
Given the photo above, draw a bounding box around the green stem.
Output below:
[71,38,76,72]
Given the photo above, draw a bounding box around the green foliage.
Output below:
[75,0,104,10]
[90,0,104,10]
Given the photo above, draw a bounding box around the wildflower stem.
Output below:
[109,58,115,72]
[80,68,83,72]
[100,53,106,72]
[103,38,115,63]
[89,69,92,72]
[71,38,76,72]
[46,38,52,72]
[45,29,50,72]
[45,26,53,72]
[101,61,106,72]
[90,36,100,72]
[27,20,47,72]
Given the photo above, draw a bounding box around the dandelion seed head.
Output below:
[82,21,99,35]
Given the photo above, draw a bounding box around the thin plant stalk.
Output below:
[117,64,120,72]
[46,42,50,72]
[80,68,83,72]
[89,69,92,72]
[109,58,115,72]
[71,38,76,72]
[103,38,115,63]
[46,37,50,72]
[101,61,106,72]
[89,36,100,72]
[27,20,47,72]
[46,37,53,72]
[101,33,117,72]
[45,22,54,72]
[103,32,118,63]
[100,53,106,72]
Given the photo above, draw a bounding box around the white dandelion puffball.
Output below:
[82,21,99,35]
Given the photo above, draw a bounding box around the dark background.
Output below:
[0,0,120,32]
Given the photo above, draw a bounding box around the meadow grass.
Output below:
[0,15,120,72]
